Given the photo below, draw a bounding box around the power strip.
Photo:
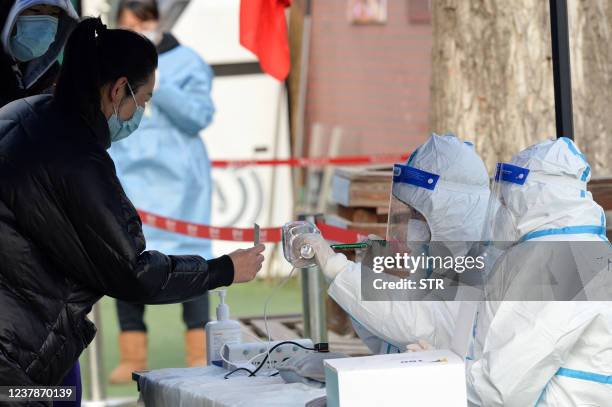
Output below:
[222,338,314,371]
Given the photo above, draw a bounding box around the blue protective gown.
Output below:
[109,38,214,258]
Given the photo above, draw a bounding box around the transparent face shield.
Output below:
[386,164,435,249]
[481,162,530,245]
[479,162,604,301]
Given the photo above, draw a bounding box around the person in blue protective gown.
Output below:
[108,0,216,383]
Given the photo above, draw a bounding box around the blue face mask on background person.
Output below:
[108,82,145,142]
[10,15,59,62]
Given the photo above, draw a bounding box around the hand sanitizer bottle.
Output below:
[205,290,241,367]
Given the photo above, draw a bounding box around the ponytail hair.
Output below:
[54,17,157,121]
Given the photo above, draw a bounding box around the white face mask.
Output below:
[406,219,431,242]
[493,205,519,242]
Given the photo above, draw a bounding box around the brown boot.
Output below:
[185,328,206,367]
[108,331,147,384]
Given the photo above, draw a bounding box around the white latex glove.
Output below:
[295,233,352,280]
[406,339,434,352]
[355,234,384,262]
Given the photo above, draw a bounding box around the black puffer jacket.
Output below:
[0,95,234,388]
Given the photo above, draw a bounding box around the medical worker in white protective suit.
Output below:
[301,133,491,353]
[464,137,612,407]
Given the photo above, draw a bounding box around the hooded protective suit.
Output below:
[0,0,78,107]
[307,134,491,352]
[466,138,612,407]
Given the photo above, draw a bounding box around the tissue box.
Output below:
[324,350,467,407]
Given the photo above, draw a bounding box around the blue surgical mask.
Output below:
[108,82,145,142]
[10,15,59,62]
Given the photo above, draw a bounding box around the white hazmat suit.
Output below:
[467,137,612,406]
[305,134,491,352]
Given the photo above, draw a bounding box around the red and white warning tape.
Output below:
[138,210,281,242]
[137,153,399,242]
[211,153,409,168]
[137,210,366,244]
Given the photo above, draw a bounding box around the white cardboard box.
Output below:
[324,349,467,407]
[324,302,478,406]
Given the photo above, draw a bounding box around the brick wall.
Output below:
[305,0,432,156]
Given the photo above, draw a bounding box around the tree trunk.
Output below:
[568,0,612,176]
[430,0,611,176]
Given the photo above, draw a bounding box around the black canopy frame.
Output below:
[549,0,574,140]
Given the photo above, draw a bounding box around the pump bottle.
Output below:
[205,290,241,367]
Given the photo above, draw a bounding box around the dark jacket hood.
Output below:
[157,32,179,55]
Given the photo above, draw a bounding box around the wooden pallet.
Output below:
[324,214,387,240]
[328,166,392,237]
[238,314,372,356]
[335,205,388,223]
[331,166,392,208]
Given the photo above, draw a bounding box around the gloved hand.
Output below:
[406,339,434,352]
[295,233,353,280]
[277,351,348,386]
[355,234,384,263]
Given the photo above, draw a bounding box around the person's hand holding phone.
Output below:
[229,244,265,283]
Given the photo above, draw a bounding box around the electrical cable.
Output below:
[224,267,308,379]
[262,267,297,370]
[248,340,315,377]
[223,340,315,379]
[224,367,254,379]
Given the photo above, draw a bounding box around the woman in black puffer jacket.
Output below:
[0,17,264,403]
